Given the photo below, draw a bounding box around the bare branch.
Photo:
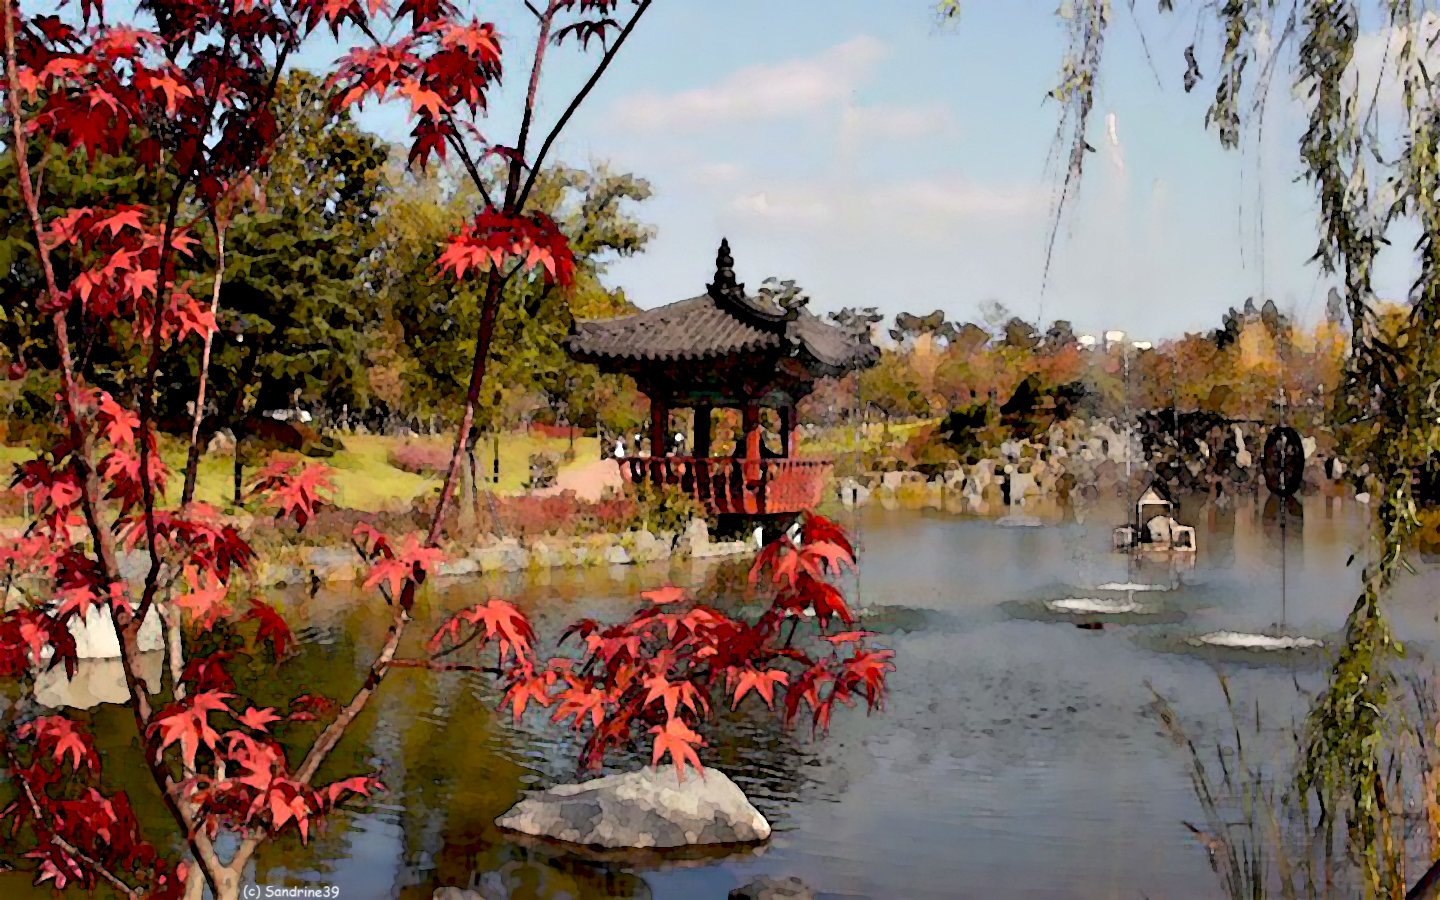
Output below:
[517,0,653,211]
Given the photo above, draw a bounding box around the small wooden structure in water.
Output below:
[565,239,878,517]
[1114,483,1197,553]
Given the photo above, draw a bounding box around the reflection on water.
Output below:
[10,493,1440,899]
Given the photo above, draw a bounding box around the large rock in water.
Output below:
[495,766,771,849]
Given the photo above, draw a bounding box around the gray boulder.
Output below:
[730,876,816,900]
[59,603,165,659]
[629,529,670,564]
[472,538,528,573]
[437,557,480,578]
[306,547,358,582]
[495,765,771,849]
[676,518,710,556]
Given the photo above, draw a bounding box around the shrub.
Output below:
[625,480,704,535]
[387,442,452,475]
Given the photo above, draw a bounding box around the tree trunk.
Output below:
[232,437,243,507]
[183,863,240,900]
[458,443,477,534]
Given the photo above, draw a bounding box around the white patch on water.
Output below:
[1046,598,1145,615]
[1190,631,1323,651]
[1095,582,1169,592]
[996,515,1043,528]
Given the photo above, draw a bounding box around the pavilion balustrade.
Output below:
[621,455,830,515]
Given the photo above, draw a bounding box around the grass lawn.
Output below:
[2,432,602,516]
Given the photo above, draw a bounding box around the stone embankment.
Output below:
[257,517,752,588]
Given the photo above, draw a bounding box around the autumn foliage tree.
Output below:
[418,513,892,779]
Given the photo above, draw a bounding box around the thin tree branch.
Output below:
[444,124,496,209]
[517,0,652,212]
[507,0,559,209]
[389,659,505,674]
[181,209,227,507]
[8,757,144,900]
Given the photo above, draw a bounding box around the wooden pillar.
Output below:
[693,405,712,458]
[742,402,761,460]
[649,396,669,458]
[779,405,797,458]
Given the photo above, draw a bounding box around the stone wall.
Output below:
[259,517,755,588]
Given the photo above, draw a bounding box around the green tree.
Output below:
[374,162,652,429]
[197,70,389,494]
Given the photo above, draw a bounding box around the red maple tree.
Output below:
[0,1,891,897]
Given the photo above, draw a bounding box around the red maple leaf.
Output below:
[550,677,608,731]
[175,566,231,630]
[268,788,312,842]
[241,599,294,660]
[841,648,896,708]
[729,668,789,710]
[649,718,705,782]
[364,534,445,597]
[642,671,707,720]
[801,540,857,579]
[501,667,557,721]
[19,716,101,774]
[237,706,282,732]
[802,512,855,559]
[430,598,535,663]
[96,392,140,448]
[249,461,334,529]
[150,692,233,770]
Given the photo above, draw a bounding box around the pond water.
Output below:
[10,492,1440,899]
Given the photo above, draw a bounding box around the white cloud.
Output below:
[728,191,831,222]
[871,177,1048,219]
[614,36,887,131]
[687,162,745,185]
[724,175,1046,229]
[839,103,956,142]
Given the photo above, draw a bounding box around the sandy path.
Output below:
[532,457,625,501]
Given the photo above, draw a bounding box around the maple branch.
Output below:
[524,1,544,22]
[133,192,185,627]
[429,618,492,660]
[444,125,496,210]
[389,659,504,674]
[2,13,225,897]
[182,210,226,507]
[1,0,123,595]
[234,264,519,874]
[516,0,651,211]
[505,0,559,208]
[8,761,144,900]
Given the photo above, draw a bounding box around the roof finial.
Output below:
[708,237,743,300]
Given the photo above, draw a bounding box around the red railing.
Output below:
[621,456,832,515]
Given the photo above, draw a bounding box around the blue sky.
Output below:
[296,2,1423,339]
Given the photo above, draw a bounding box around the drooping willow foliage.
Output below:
[941,1,1440,894]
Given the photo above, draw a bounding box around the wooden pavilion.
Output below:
[565,239,878,517]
